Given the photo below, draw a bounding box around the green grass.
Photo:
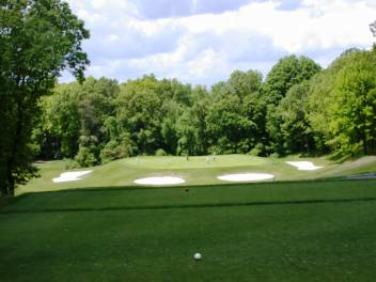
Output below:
[1,179,376,281]
[17,155,376,194]
[3,155,375,281]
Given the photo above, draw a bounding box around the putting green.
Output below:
[120,154,269,169]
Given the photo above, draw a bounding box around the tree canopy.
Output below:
[32,48,376,170]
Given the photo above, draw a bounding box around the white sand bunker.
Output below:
[53,170,92,183]
[134,176,185,186]
[217,173,275,182]
[286,161,322,171]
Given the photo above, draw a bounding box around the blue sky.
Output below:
[63,0,376,86]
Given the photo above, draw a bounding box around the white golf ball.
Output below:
[193,253,202,260]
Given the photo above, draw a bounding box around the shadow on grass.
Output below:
[2,178,376,214]
[17,176,376,193]
[2,197,376,214]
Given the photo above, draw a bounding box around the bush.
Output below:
[100,137,135,163]
[208,145,221,155]
[155,148,167,156]
[249,143,265,156]
[75,146,97,167]
[269,152,280,158]
[100,141,119,163]
[64,158,80,170]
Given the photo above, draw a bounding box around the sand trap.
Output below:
[286,161,322,171]
[217,173,275,182]
[53,170,92,183]
[134,176,185,186]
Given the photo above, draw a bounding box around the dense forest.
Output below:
[33,48,376,168]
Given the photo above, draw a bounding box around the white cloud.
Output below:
[134,0,374,52]
[62,0,376,85]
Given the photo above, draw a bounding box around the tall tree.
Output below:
[307,49,361,152]
[115,76,163,155]
[75,77,119,166]
[0,0,89,196]
[206,94,252,154]
[264,55,321,155]
[329,51,376,156]
[35,83,81,159]
[263,55,321,105]
[206,70,265,154]
[308,49,376,157]
[227,70,263,99]
[276,81,315,154]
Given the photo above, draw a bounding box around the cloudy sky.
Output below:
[63,0,376,86]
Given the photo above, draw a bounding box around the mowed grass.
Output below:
[17,155,376,194]
[2,179,376,281]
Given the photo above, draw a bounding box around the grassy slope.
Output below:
[1,179,376,281]
[17,155,376,194]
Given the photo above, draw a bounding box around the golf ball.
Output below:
[193,253,202,260]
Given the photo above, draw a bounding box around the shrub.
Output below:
[64,158,80,170]
[100,136,136,163]
[75,146,97,167]
[155,148,167,156]
[249,143,265,156]
[269,152,280,158]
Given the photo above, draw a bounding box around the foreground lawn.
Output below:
[2,179,376,281]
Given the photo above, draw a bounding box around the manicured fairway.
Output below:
[17,155,376,193]
[1,179,376,281]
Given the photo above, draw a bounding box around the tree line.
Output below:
[34,49,376,168]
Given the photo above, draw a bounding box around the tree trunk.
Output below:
[0,182,8,198]
[362,127,368,155]
[6,170,15,197]
[5,157,17,198]
[5,92,23,198]
[0,170,13,197]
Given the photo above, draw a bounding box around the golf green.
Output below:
[17,155,376,193]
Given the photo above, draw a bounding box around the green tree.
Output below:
[35,77,120,165]
[227,70,263,99]
[207,94,252,154]
[264,55,321,155]
[276,81,315,154]
[329,51,376,156]
[206,70,265,154]
[307,50,359,154]
[189,86,210,155]
[158,78,192,106]
[160,100,182,155]
[174,86,210,156]
[35,83,81,159]
[115,76,163,155]
[0,0,89,196]
[76,77,119,166]
[264,55,321,105]
[176,111,197,157]
[307,49,376,157]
